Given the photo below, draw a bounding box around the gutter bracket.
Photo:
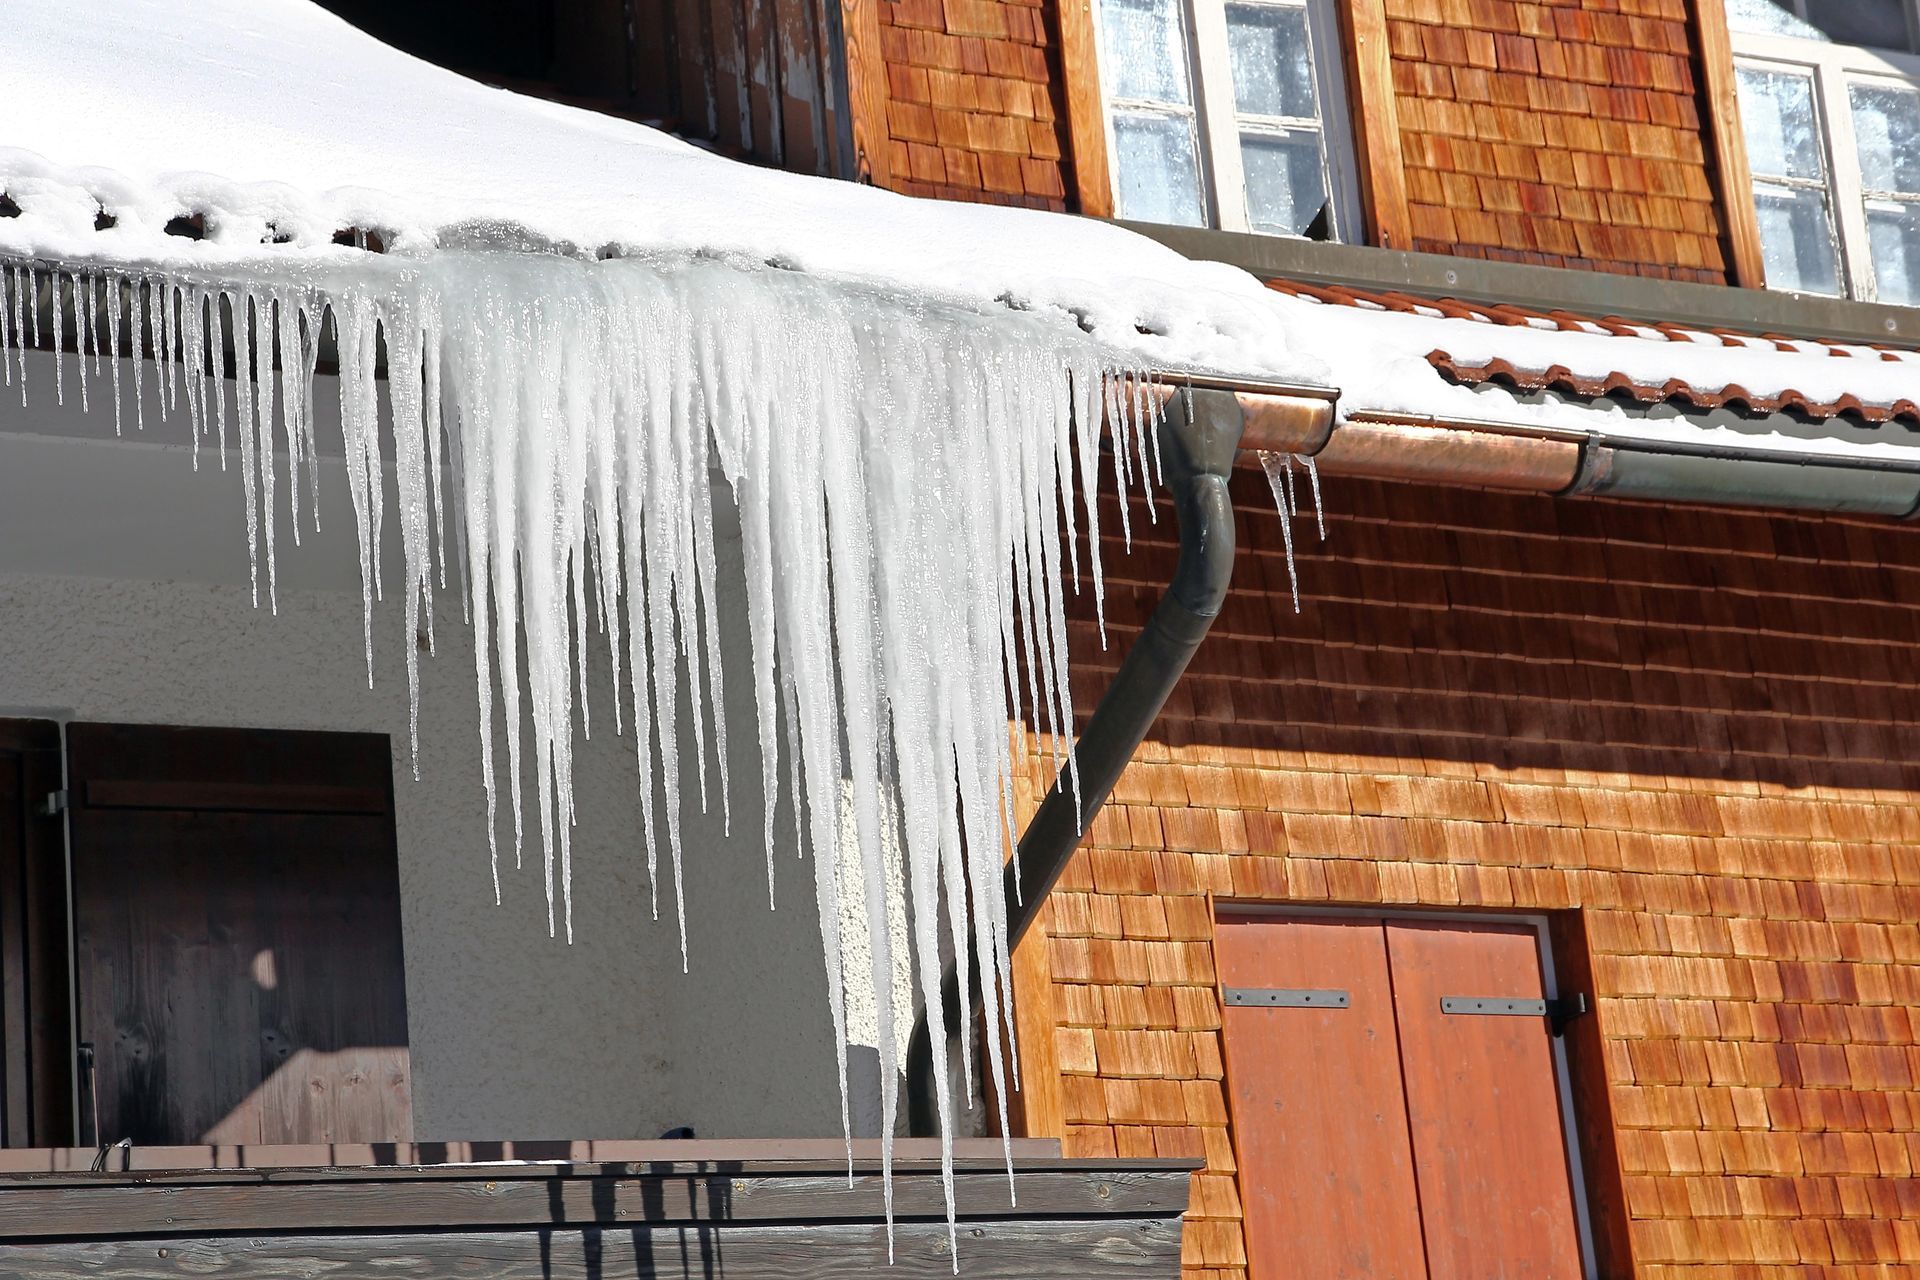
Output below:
[904,385,1246,1137]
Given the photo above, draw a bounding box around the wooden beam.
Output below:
[837,0,892,186]
[1054,0,1113,218]
[1339,0,1412,251]
[994,898,1067,1140]
[0,1219,1184,1279]
[0,1168,1193,1238]
[1691,0,1767,287]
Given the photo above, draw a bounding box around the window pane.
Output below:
[1801,0,1912,51]
[1112,112,1206,225]
[1737,66,1826,181]
[1850,82,1920,194]
[1866,199,1920,305]
[1226,4,1316,119]
[1754,182,1843,294]
[1099,0,1193,105]
[1727,0,1829,40]
[1241,131,1329,236]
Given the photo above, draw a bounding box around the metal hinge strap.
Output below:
[1441,993,1590,1036]
[38,789,68,816]
[1224,987,1349,1008]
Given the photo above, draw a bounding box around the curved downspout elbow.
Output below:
[905,386,1247,1138]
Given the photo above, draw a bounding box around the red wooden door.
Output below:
[1215,915,1428,1280]
[1218,913,1586,1280]
[1387,919,1585,1280]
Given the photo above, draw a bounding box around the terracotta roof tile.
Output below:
[1266,278,1920,427]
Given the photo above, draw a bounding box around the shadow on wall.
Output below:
[1067,466,1920,796]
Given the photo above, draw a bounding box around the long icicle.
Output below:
[31,250,1140,1262]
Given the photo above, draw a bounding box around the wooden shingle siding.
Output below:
[1381,0,1729,281]
[876,0,1076,206]
[1012,470,1920,1280]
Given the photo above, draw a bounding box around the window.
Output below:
[1094,0,1361,240]
[1730,0,1920,304]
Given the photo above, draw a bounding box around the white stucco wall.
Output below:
[0,351,917,1143]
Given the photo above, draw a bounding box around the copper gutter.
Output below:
[1312,416,1585,492]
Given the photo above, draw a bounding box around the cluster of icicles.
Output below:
[0,250,1180,1255]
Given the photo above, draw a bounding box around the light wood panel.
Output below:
[1215,914,1428,1280]
[1056,0,1114,217]
[1339,0,1411,250]
[1692,0,1768,287]
[1386,920,1584,1280]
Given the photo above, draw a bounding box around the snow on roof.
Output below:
[0,0,1309,380]
[1262,280,1920,466]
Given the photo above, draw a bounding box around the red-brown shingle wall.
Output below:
[1384,0,1730,282]
[1015,470,1920,1279]
[876,0,1074,206]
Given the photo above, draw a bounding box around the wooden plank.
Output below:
[1385,919,1584,1280]
[0,1167,1191,1238]
[1053,0,1112,218]
[0,719,74,1148]
[1690,0,1766,287]
[0,732,27,1146]
[0,1139,1086,1177]
[836,0,892,186]
[1214,913,1427,1280]
[1337,0,1412,251]
[0,1218,1184,1279]
[82,780,389,815]
[1002,902,1065,1139]
[1547,912,1636,1280]
[775,0,821,173]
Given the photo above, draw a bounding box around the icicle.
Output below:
[10,266,26,400]
[52,271,65,406]
[0,266,11,390]
[104,276,124,436]
[27,250,1146,1260]
[1259,450,1301,614]
[73,275,91,414]
[1300,451,1326,541]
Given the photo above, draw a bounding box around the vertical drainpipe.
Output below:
[905,385,1248,1137]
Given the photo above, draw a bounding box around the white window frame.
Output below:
[1733,29,1920,302]
[1093,0,1364,241]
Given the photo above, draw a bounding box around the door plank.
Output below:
[0,718,72,1148]
[1385,919,1585,1280]
[1214,914,1427,1280]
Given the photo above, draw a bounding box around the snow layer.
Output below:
[0,0,1312,380]
[1259,289,1920,465]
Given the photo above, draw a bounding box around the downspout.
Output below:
[905,384,1249,1138]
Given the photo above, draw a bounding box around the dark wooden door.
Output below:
[1217,913,1586,1280]
[0,718,72,1147]
[68,723,412,1146]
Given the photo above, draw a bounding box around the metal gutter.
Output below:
[904,385,1248,1138]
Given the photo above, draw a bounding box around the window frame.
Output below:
[1733,29,1920,302]
[1093,0,1364,241]
[1761,0,1920,54]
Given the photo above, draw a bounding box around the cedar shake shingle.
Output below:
[1004,472,1920,1280]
